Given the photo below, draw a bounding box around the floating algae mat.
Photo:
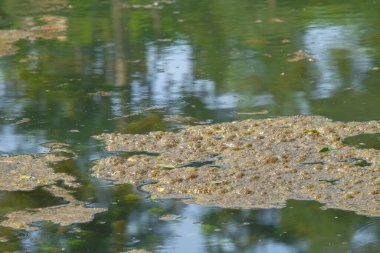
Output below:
[0,144,106,231]
[0,154,77,191]
[92,116,380,216]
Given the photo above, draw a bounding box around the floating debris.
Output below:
[109,106,164,120]
[40,142,76,157]
[287,50,315,62]
[269,17,285,23]
[158,214,182,221]
[92,116,380,216]
[0,237,8,243]
[163,114,196,125]
[237,110,269,115]
[15,118,31,125]
[122,0,175,10]
[88,91,114,97]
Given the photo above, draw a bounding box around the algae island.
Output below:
[92,115,380,217]
[0,143,106,231]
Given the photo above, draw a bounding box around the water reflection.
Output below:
[352,221,379,250]
[144,41,238,113]
[343,133,380,150]
[0,0,379,252]
[305,25,373,99]
[10,183,377,253]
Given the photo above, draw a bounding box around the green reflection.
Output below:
[0,188,66,215]
[343,133,380,150]
[0,0,379,252]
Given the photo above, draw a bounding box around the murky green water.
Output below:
[0,0,379,252]
[344,133,380,150]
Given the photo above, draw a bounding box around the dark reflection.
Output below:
[0,188,66,215]
[13,186,380,253]
[343,133,380,150]
[0,0,379,252]
[194,200,380,253]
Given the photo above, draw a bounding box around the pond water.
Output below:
[0,0,379,252]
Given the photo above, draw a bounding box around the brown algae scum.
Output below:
[0,144,106,231]
[92,116,380,216]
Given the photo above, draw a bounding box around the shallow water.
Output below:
[0,0,379,252]
[344,133,380,150]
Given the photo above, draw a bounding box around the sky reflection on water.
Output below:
[0,0,379,252]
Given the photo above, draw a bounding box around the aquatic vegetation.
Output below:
[1,203,106,231]
[92,116,380,216]
[0,145,106,231]
[0,153,77,191]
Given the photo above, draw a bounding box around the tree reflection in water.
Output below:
[0,0,379,252]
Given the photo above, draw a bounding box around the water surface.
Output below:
[0,0,379,252]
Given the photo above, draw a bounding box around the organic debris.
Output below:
[0,154,77,191]
[237,110,269,115]
[0,203,106,231]
[287,50,315,62]
[158,214,182,221]
[0,145,106,231]
[92,116,380,216]
[88,91,114,97]
[0,182,106,232]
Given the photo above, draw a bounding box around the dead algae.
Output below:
[1,202,106,231]
[0,144,106,231]
[92,116,380,216]
[0,153,76,191]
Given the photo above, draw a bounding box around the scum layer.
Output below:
[92,116,380,216]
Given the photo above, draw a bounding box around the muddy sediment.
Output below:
[92,116,380,216]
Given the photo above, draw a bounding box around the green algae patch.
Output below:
[91,116,380,216]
